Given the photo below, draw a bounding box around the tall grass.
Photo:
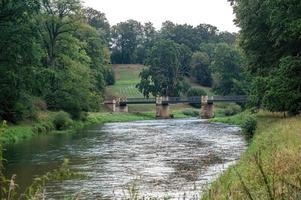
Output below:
[202,112,301,199]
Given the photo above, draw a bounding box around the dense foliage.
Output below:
[229,0,301,114]
[136,40,184,97]
[0,0,114,122]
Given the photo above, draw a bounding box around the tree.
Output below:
[230,0,301,113]
[110,20,143,64]
[38,0,106,118]
[135,22,157,64]
[263,56,301,114]
[0,0,41,122]
[83,7,110,43]
[211,43,245,95]
[191,52,212,86]
[136,40,183,97]
[160,22,218,52]
[40,0,81,67]
[176,44,192,76]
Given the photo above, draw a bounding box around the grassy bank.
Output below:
[0,111,155,145]
[203,111,301,199]
[0,109,197,145]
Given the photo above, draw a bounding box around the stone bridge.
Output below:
[104,96,247,119]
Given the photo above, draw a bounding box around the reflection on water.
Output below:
[4,118,246,199]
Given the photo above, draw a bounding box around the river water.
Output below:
[4,118,246,199]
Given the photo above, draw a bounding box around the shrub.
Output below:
[53,111,73,130]
[241,115,257,136]
[224,103,242,116]
[182,109,199,117]
[33,121,55,135]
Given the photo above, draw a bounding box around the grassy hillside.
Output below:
[106,64,145,98]
[202,112,301,199]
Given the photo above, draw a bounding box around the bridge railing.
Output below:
[120,98,156,103]
[106,95,247,105]
[208,95,248,102]
[163,96,202,104]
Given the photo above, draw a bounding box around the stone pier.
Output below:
[200,96,215,119]
[104,99,116,112]
[156,97,170,119]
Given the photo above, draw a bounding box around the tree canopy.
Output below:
[230,0,301,114]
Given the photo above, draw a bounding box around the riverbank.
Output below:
[0,109,192,145]
[203,111,301,199]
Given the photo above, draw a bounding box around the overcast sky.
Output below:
[83,0,239,33]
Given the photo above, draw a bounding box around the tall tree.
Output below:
[191,52,212,87]
[0,0,41,122]
[230,0,301,113]
[40,0,81,67]
[136,40,183,97]
[83,7,110,43]
[211,43,245,95]
[110,20,143,64]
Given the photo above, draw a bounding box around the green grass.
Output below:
[106,64,145,98]
[210,110,252,126]
[202,111,301,199]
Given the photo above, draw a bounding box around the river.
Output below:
[4,118,246,199]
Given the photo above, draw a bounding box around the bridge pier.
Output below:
[200,96,215,119]
[105,99,116,112]
[156,97,170,119]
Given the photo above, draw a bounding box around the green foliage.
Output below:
[53,111,73,131]
[191,52,212,86]
[224,103,242,116]
[83,7,111,43]
[262,56,301,114]
[111,20,144,64]
[0,0,41,123]
[33,121,55,135]
[211,43,246,95]
[136,40,183,97]
[230,0,301,114]
[182,109,199,117]
[241,115,257,136]
[177,44,193,76]
[104,67,116,85]
[186,87,207,97]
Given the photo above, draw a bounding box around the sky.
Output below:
[83,0,239,33]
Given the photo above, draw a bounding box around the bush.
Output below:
[224,103,242,116]
[182,109,199,117]
[53,111,73,130]
[241,115,257,136]
[33,121,55,135]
